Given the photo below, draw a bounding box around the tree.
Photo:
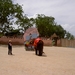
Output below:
[34,14,69,39]
[0,0,23,34]
[16,15,34,32]
[65,32,74,40]
[35,14,55,37]
[53,25,66,38]
[5,29,23,37]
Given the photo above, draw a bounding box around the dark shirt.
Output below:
[8,43,12,50]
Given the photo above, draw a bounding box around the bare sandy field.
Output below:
[0,45,75,75]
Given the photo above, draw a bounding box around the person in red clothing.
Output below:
[34,35,44,56]
[34,37,41,47]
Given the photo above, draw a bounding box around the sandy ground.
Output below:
[0,45,75,75]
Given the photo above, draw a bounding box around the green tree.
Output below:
[16,15,34,32]
[53,25,66,38]
[34,14,68,38]
[0,0,23,34]
[65,32,74,40]
[35,14,55,37]
[5,28,23,37]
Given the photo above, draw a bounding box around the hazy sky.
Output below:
[13,0,75,36]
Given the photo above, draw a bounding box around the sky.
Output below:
[13,0,75,36]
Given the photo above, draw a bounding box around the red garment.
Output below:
[34,38,41,47]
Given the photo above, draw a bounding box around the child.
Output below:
[8,40,12,55]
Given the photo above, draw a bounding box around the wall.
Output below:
[61,39,75,48]
[0,37,24,45]
[0,36,61,46]
[1,37,74,47]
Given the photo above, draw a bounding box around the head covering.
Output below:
[9,40,12,42]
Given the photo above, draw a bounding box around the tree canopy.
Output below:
[0,0,23,34]
[0,0,74,39]
[34,14,66,38]
[33,14,74,39]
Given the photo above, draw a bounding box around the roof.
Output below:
[51,33,58,38]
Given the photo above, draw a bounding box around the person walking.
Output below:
[8,40,12,55]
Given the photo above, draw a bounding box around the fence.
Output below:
[1,37,75,47]
[0,36,24,45]
[0,36,61,46]
[61,39,75,48]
